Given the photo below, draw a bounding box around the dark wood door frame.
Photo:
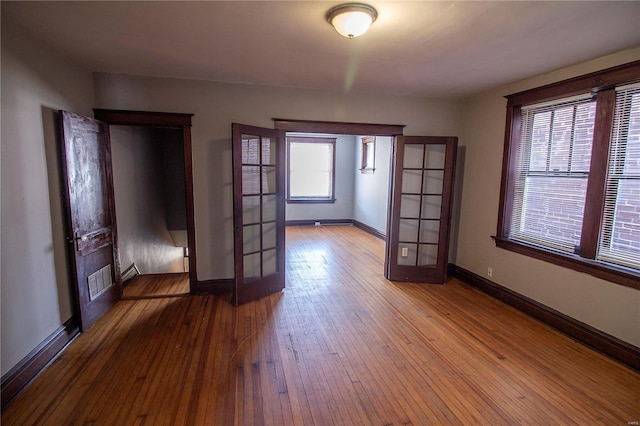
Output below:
[273,118,404,263]
[273,118,405,136]
[274,118,458,284]
[93,109,198,290]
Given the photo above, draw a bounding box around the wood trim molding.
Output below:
[273,118,405,136]
[494,237,640,290]
[352,220,386,241]
[93,109,194,127]
[1,318,80,410]
[448,263,640,371]
[285,219,352,227]
[505,60,640,107]
[193,279,234,295]
[579,89,615,259]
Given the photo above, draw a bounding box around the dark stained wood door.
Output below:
[385,136,457,283]
[232,123,286,305]
[60,111,122,330]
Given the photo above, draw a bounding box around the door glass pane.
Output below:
[242,135,260,164]
[400,194,421,218]
[421,195,442,219]
[262,222,277,250]
[263,194,276,222]
[425,144,446,169]
[403,144,424,169]
[399,219,419,242]
[262,165,276,194]
[243,253,261,279]
[243,225,261,254]
[243,195,261,224]
[262,137,276,165]
[398,243,417,265]
[263,248,277,276]
[418,244,438,266]
[242,166,260,195]
[402,169,423,193]
[419,220,440,244]
[423,170,444,194]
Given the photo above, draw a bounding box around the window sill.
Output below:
[493,236,640,290]
[287,198,336,204]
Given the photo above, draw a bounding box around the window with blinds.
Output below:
[510,95,596,252]
[497,61,640,288]
[597,84,640,269]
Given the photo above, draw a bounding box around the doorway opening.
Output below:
[94,109,197,297]
[272,119,458,285]
[273,120,405,283]
[110,126,190,298]
[284,131,393,246]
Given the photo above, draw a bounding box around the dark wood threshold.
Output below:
[1,318,80,410]
[285,219,386,241]
[193,278,234,295]
[448,264,640,371]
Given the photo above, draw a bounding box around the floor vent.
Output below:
[121,263,141,282]
[88,265,113,301]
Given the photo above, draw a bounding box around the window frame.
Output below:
[286,136,337,204]
[360,136,376,173]
[496,60,640,290]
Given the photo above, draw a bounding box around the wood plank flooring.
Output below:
[3,226,639,425]
[122,273,190,299]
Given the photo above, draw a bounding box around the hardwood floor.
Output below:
[122,273,190,299]
[2,226,639,424]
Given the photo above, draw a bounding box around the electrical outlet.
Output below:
[487,267,493,278]
[314,221,321,226]
[401,247,409,257]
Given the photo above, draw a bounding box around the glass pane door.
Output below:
[232,124,285,305]
[385,136,457,283]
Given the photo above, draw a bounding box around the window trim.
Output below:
[286,136,336,204]
[496,60,640,290]
[360,136,376,173]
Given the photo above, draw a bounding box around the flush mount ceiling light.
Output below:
[326,3,378,39]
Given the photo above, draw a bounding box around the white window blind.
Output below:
[289,141,334,199]
[597,85,640,269]
[510,95,596,252]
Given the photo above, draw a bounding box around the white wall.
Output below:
[1,21,95,375]
[285,133,356,222]
[93,73,463,280]
[353,136,392,234]
[111,126,185,275]
[456,47,640,346]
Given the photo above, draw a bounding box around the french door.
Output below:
[231,123,286,305]
[385,136,457,283]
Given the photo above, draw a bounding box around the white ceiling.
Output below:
[3,1,639,98]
